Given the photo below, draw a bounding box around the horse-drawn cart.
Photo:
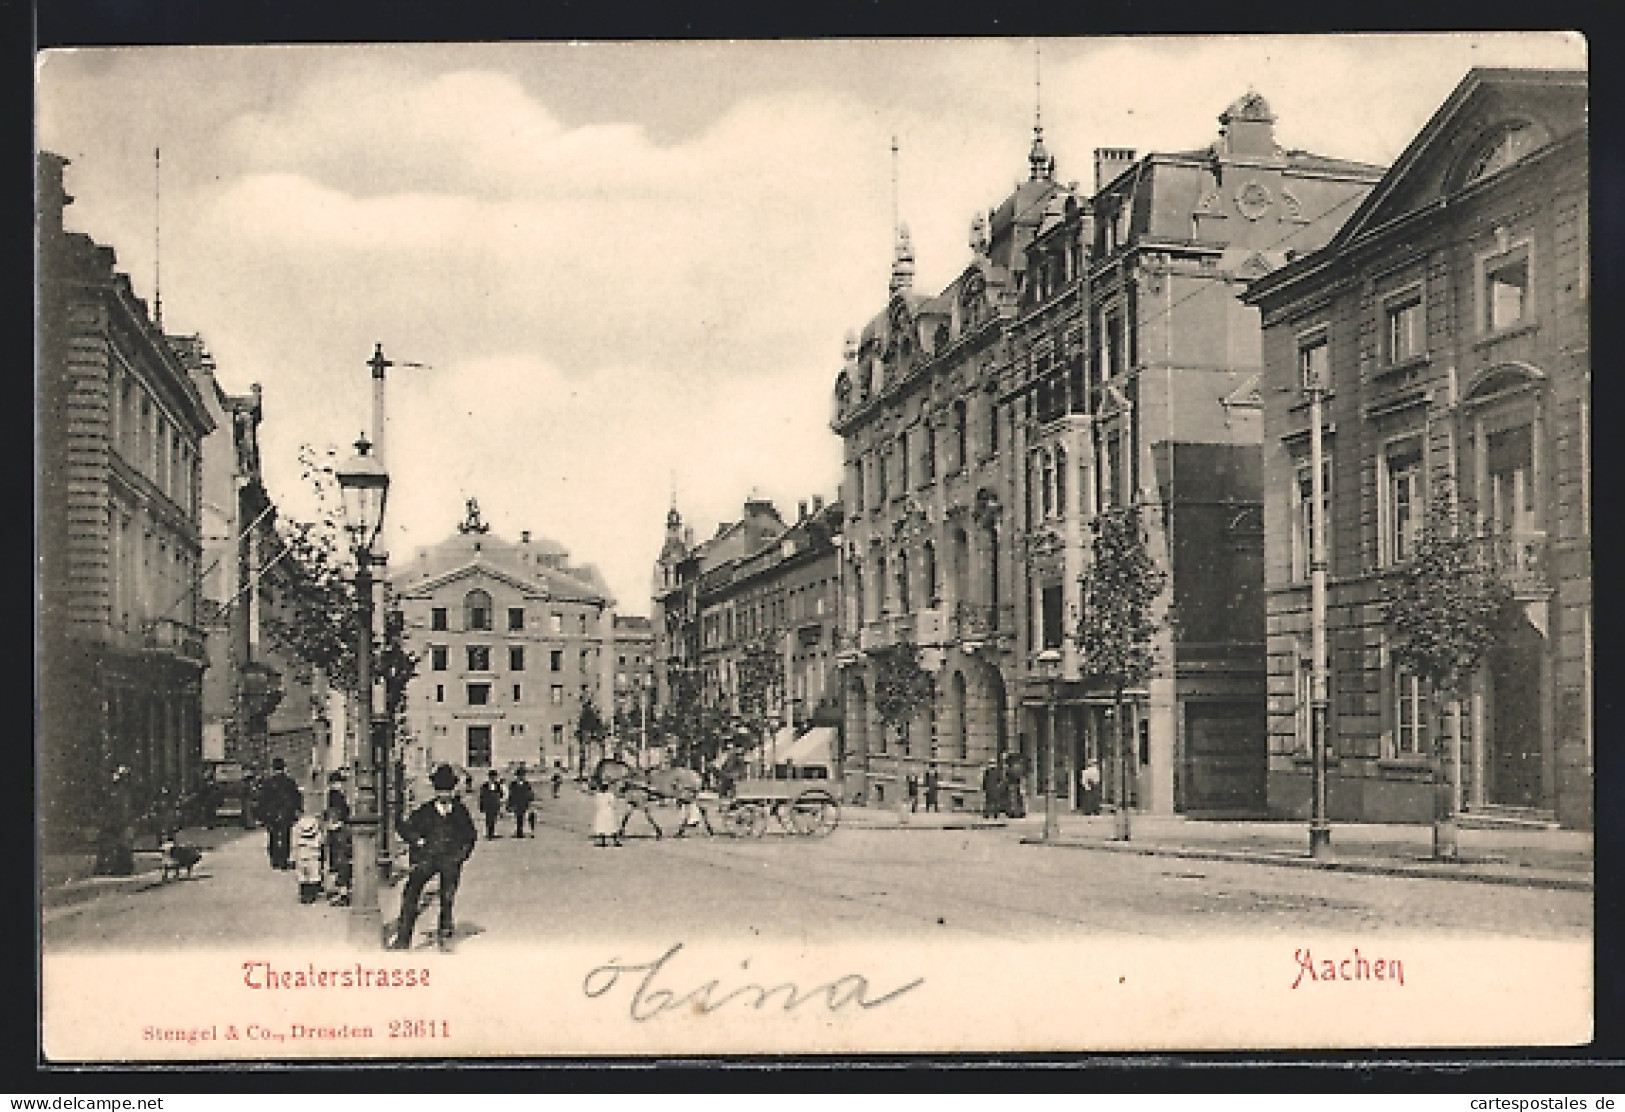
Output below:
[720,778,841,838]
[590,758,840,839]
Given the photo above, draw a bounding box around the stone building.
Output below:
[611,613,656,755]
[178,339,318,785]
[391,501,618,777]
[831,126,1065,810]
[1001,93,1385,817]
[38,152,214,850]
[831,93,1384,816]
[1243,68,1590,827]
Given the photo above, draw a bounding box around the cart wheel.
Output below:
[788,789,840,836]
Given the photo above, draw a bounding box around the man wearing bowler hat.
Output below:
[390,764,478,951]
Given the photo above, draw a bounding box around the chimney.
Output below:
[798,500,809,521]
[1094,148,1137,193]
[811,494,824,514]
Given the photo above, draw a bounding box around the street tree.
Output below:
[734,637,782,769]
[1076,505,1167,840]
[869,641,935,770]
[575,693,609,775]
[1384,482,1514,859]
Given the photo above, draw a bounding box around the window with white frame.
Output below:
[1484,245,1531,333]
[1380,440,1424,566]
[1393,665,1429,757]
[1291,455,1333,582]
[1384,291,1424,365]
[1298,331,1329,392]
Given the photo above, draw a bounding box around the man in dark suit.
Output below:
[390,764,478,951]
[255,757,303,870]
[477,770,504,839]
[507,767,535,838]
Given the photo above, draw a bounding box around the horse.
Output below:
[589,758,706,839]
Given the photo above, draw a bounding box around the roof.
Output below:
[391,525,613,607]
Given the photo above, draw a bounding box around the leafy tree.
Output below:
[1076,505,1167,840]
[870,642,935,760]
[1384,484,1514,858]
[575,693,609,773]
[734,636,782,758]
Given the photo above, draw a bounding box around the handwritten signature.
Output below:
[583,943,924,1021]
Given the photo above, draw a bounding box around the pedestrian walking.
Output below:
[1080,758,1102,816]
[324,772,352,906]
[924,763,941,813]
[550,764,563,799]
[508,767,535,837]
[478,769,504,839]
[255,757,303,870]
[981,760,1002,819]
[390,764,478,952]
[591,782,621,848]
[292,812,325,904]
[906,771,920,813]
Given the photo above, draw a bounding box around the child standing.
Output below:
[591,783,621,847]
[292,811,326,903]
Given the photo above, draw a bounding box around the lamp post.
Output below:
[1307,368,1332,858]
[1037,648,1062,842]
[336,433,389,945]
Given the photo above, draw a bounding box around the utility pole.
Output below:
[1307,370,1332,858]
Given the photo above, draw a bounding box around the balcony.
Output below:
[1487,530,1550,595]
[951,602,1014,644]
[142,618,207,665]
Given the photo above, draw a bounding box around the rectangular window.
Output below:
[1385,295,1424,364]
[509,645,525,671]
[551,650,563,672]
[580,614,589,634]
[467,683,491,706]
[1291,456,1333,582]
[551,685,564,706]
[898,431,910,492]
[1105,312,1125,377]
[435,684,445,703]
[1394,667,1429,756]
[551,613,564,634]
[431,646,448,672]
[1041,585,1064,649]
[552,724,564,750]
[1485,249,1530,332]
[469,605,491,631]
[508,606,525,631]
[1298,334,1329,392]
[467,726,492,768]
[1381,442,1424,566]
[431,607,448,631]
[513,684,523,702]
[467,645,491,672]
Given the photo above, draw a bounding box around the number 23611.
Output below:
[389,1019,450,1038]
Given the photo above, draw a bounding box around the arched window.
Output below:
[923,540,938,605]
[464,589,493,631]
[953,399,968,471]
[875,551,888,615]
[852,562,866,623]
[1040,449,1054,518]
[951,527,970,610]
[896,550,911,615]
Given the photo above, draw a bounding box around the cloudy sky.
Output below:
[37,34,1584,613]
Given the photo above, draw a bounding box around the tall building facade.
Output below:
[1245,68,1591,828]
[832,95,1384,815]
[612,613,656,754]
[179,339,319,785]
[38,152,214,850]
[392,502,618,777]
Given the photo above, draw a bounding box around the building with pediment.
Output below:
[1244,68,1590,827]
[832,93,1384,816]
[392,501,618,777]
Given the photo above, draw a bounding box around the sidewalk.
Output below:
[839,803,1591,890]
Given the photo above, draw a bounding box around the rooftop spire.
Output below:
[1028,43,1053,182]
[888,136,914,294]
[152,147,163,330]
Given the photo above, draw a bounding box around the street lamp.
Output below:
[336,433,389,946]
[1037,648,1063,842]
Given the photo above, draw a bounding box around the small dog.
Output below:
[159,839,203,881]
